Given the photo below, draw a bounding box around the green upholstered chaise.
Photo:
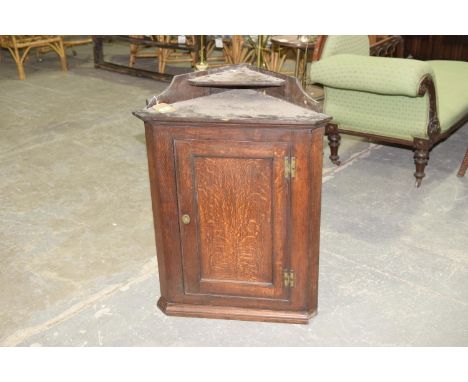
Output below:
[309,36,468,186]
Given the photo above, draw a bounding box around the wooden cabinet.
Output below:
[134,65,331,324]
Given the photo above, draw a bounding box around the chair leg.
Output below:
[413,139,431,187]
[326,123,341,165]
[47,40,67,72]
[10,47,26,80]
[457,149,468,177]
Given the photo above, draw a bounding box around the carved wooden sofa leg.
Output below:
[326,123,341,165]
[413,138,433,187]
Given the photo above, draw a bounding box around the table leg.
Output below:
[294,49,301,78]
[301,51,307,88]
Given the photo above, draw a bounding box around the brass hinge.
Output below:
[284,157,296,179]
[283,269,295,288]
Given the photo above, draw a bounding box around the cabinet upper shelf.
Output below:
[188,66,285,87]
[133,64,331,127]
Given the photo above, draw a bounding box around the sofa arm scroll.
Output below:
[310,54,435,97]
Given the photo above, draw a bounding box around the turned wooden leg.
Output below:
[457,149,468,177]
[413,139,431,187]
[325,123,341,165]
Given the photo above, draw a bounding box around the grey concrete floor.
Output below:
[0,43,467,346]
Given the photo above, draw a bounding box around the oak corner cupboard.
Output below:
[133,64,331,324]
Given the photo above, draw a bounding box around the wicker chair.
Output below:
[0,35,67,80]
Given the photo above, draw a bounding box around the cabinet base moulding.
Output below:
[157,297,317,324]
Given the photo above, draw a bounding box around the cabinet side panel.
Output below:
[146,125,185,301]
[288,127,324,311]
[144,124,168,298]
[307,127,324,312]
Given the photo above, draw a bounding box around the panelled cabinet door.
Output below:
[175,139,291,303]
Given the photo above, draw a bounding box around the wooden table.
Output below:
[270,35,316,86]
[133,64,331,324]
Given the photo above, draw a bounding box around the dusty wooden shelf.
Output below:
[157,89,325,123]
[134,64,330,126]
[188,66,285,87]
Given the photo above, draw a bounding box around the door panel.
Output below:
[175,139,290,301]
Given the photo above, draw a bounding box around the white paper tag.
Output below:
[178,35,186,45]
[149,103,175,113]
[215,37,223,48]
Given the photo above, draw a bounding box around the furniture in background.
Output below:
[62,36,93,56]
[128,35,237,73]
[368,35,388,45]
[90,35,404,87]
[403,36,468,61]
[128,35,199,74]
[0,35,67,80]
[222,35,255,65]
[155,35,198,73]
[312,35,403,61]
[369,35,404,58]
[94,35,199,82]
[458,149,468,177]
[270,35,316,86]
[204,36,229,67]
[35,36,93,61]
[309,35,468,186]
[263,35,400,96]
[128,35,158,68]
[133,64,330,324]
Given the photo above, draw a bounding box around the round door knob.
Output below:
[181,214,191,225]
